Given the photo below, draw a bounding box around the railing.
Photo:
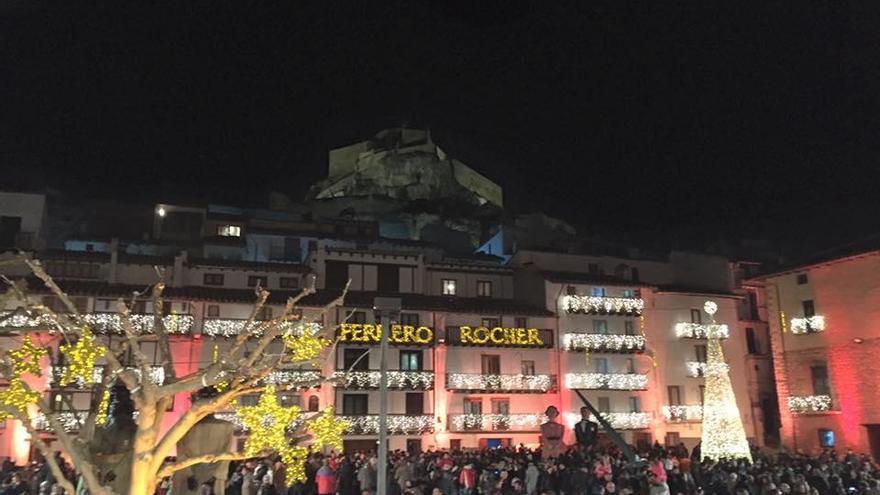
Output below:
[562,296,644,315]
[339,414,434,435]
[674,322,729,339]
[662,405,703,422]
[0,311,194,334]
[331,370,434,389]
[203,319,319,337]
[787,395,833,414]
[447,413,544,432]
[445,373,556,392]
[684,361,729,378]
[790,316,825,335]
[564,373,647,390]
[50,365,165,387]
[265,370,323,387]
[562,333,645,353]
[31,412,90,432]
[593,412,650,429]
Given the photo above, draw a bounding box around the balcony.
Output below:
[265,369,323,387]
[562,295,644,316]
[448,413,544,432]
[593,412,650,430]
[684,361,729,378]
[787,395,833,414]
[564,373,648,390]
[203,319,319,337]
[0,311,194,334]
[790,316,825,335]
[445,373,556,393]
[50,365,165,388]
[331,370,434,390]
[562,333,645,353]
[31,412,89,432]
[662,405,703,422]
[674,322,729,339]
[339,414,434,435]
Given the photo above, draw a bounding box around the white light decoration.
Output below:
[564,411,650,430]
[31,412,89,432]
[675,322,729,339]
[685,361,730,378]
[564,373,647,390]
[331,371,434,389]
[0,311,54,328]
[562,295,644,315]
[790,316,826,334]
[562,333,645,352]
[49,365,165,387]
[203,319,319,337]
[703,301,718,315]
[787,395,832,414]
[662,405,704,422]
[85,313,194,334]
[445,373,555,392]
[215,412,305,432]
[449,413,545,432]
[265,370,323,387]
[339,415,434,435]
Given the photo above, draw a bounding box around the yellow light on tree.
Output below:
[58,328,107,387]
[306,407,348,452]
[283,328,330,363]
[235,385,306,477]
[699,301,752,462]
[7,336,48,377]
[0,378,41,419]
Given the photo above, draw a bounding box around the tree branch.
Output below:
[18,416,78,495]
[156,451,252,478]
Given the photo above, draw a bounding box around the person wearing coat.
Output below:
[316,460,336,495]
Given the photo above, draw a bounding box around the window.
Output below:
[206,304,220,318]
[481,355,501,374]
[699,385,705,405]
[746,328,758,354]
[625,358,636,374]
[481,318,500,328]
[377,264,400,292]
[624,321,635,335]
[597,397,611,413]
[622,289,634,298]
[248,275,268,287]
[256,306,272,321]
[631,267,640,282]
[325,261,349,289]
[566,285,577,296]
[797,273,808,285]
[400,313,420,326]
[667,386,682,406]
[217,225,241,237]
[818,429,835,448]
[514,317,528,329]
[279,394,300,408]
[491,399,510,430]
[450,439,462,450]
[593,320,609,334]
[594,357,609,374]
[346,310,367,324]
[442,279,457,296]
[405,393,424,414]
[343,349,370,371]
[591,287,607,297]
[690,309,702,324]
[695,345,707,363]
[308,395,320,412]
[342,394,368,415]
[400,351,422,371]
[521,361,535,375]
[629,397,641,413]
[203,273,224,286]
[279,276,299,289]
[665,432,680,447]
[464,397,482,414]
[803,300,816,318]
[811,365,830,396]
[477,281,493,297]
[588,263,600,274]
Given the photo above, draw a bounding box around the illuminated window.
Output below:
[217,225,241,237]
[477,280,493,297]
[591,287,607,297]
[400,351,422,371]
[442,279,457,296]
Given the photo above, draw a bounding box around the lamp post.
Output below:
[373,297,401,495]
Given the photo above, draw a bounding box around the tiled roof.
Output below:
[540,271,652,287]
[187,258,310,273]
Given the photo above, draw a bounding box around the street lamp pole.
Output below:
[374,297,400,495]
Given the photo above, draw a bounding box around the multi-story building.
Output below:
[748,245,880,458]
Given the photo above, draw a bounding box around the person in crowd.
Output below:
[316,459,335,495]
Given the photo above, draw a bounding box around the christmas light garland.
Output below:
[266,370,323,387]
[49,365,165,387]
[445,373,554,392]
[338,414,434,434]
[564,372,648,390]
[0,311,194,334]
[203,319,320,337]
[331,371,434,389]
[449,413,545,431]
[562,333,645,352]
[662,405,703,422]
[787,395,832,414]
[562,296,644,315]
[789,316,825,334]
[31,411,89,432]
[685,361,729,378]
[675,322,729,339]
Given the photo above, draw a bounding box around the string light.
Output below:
[448,414,544,432]
[203,319,320,337]
[31,412,89,432]
[283,327,330,363]
[7,336,48,376]
[95,389,111,426]
[562,295,644,315]
[306,407,348,451]
[685,361,729,378]
[564,373,647,390]
[790,316,825,334]
[235,385,305,478]
[562,333,645,352]
[445,373,553,392]
[50,365,164,388]
[0,311,194,334]
[674,322,729,339]
[58,328,107,387]
[662,405,703,422]
[266,370,322,387]
[787,395,832,414]
[562,412,650,430]
[332,371,434,389]
[0,378,40,420]
[338,415,434,434]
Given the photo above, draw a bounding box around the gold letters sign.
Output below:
[458,326,544,346]
[338,323,434,345]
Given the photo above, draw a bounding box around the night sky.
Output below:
[3,1,880,251]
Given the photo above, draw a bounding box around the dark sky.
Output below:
[3,1,880,250]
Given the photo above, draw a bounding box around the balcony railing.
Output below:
[684,361,730,378]
[448,413,544,432]
[563,411,651,430]
[265,370,323,387]
[0,311,194,334]
[564,373,647,390]
[339,414,434,435]
[662,405,703,422]
[50,365,165,388]
[674,322,729,339]
[790,316,825,335]
[445,373,556,393]
[562,296,644,316]
[562,333,645,353]
[787,395,833,414]
[203,319,319,337]
[331,370,434,390]
[31,412,89,432]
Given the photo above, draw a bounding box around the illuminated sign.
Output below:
[337,323,434,345]
[457,326,546,347]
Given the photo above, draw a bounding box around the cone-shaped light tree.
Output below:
[699,300,752,462]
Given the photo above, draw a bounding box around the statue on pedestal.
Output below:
[540,406,566,459]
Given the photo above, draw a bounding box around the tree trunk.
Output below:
[129,403,160,495]
[128,457,158,495]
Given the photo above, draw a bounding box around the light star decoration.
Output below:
[58,328,106,387]
[0,379,41,420]
[282,327,330,364]
[306,406,349,452]
[7,336,48,377]
[0,337,49,419]
[236,385,309,480]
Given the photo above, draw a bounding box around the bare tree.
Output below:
[0,257,349,495]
